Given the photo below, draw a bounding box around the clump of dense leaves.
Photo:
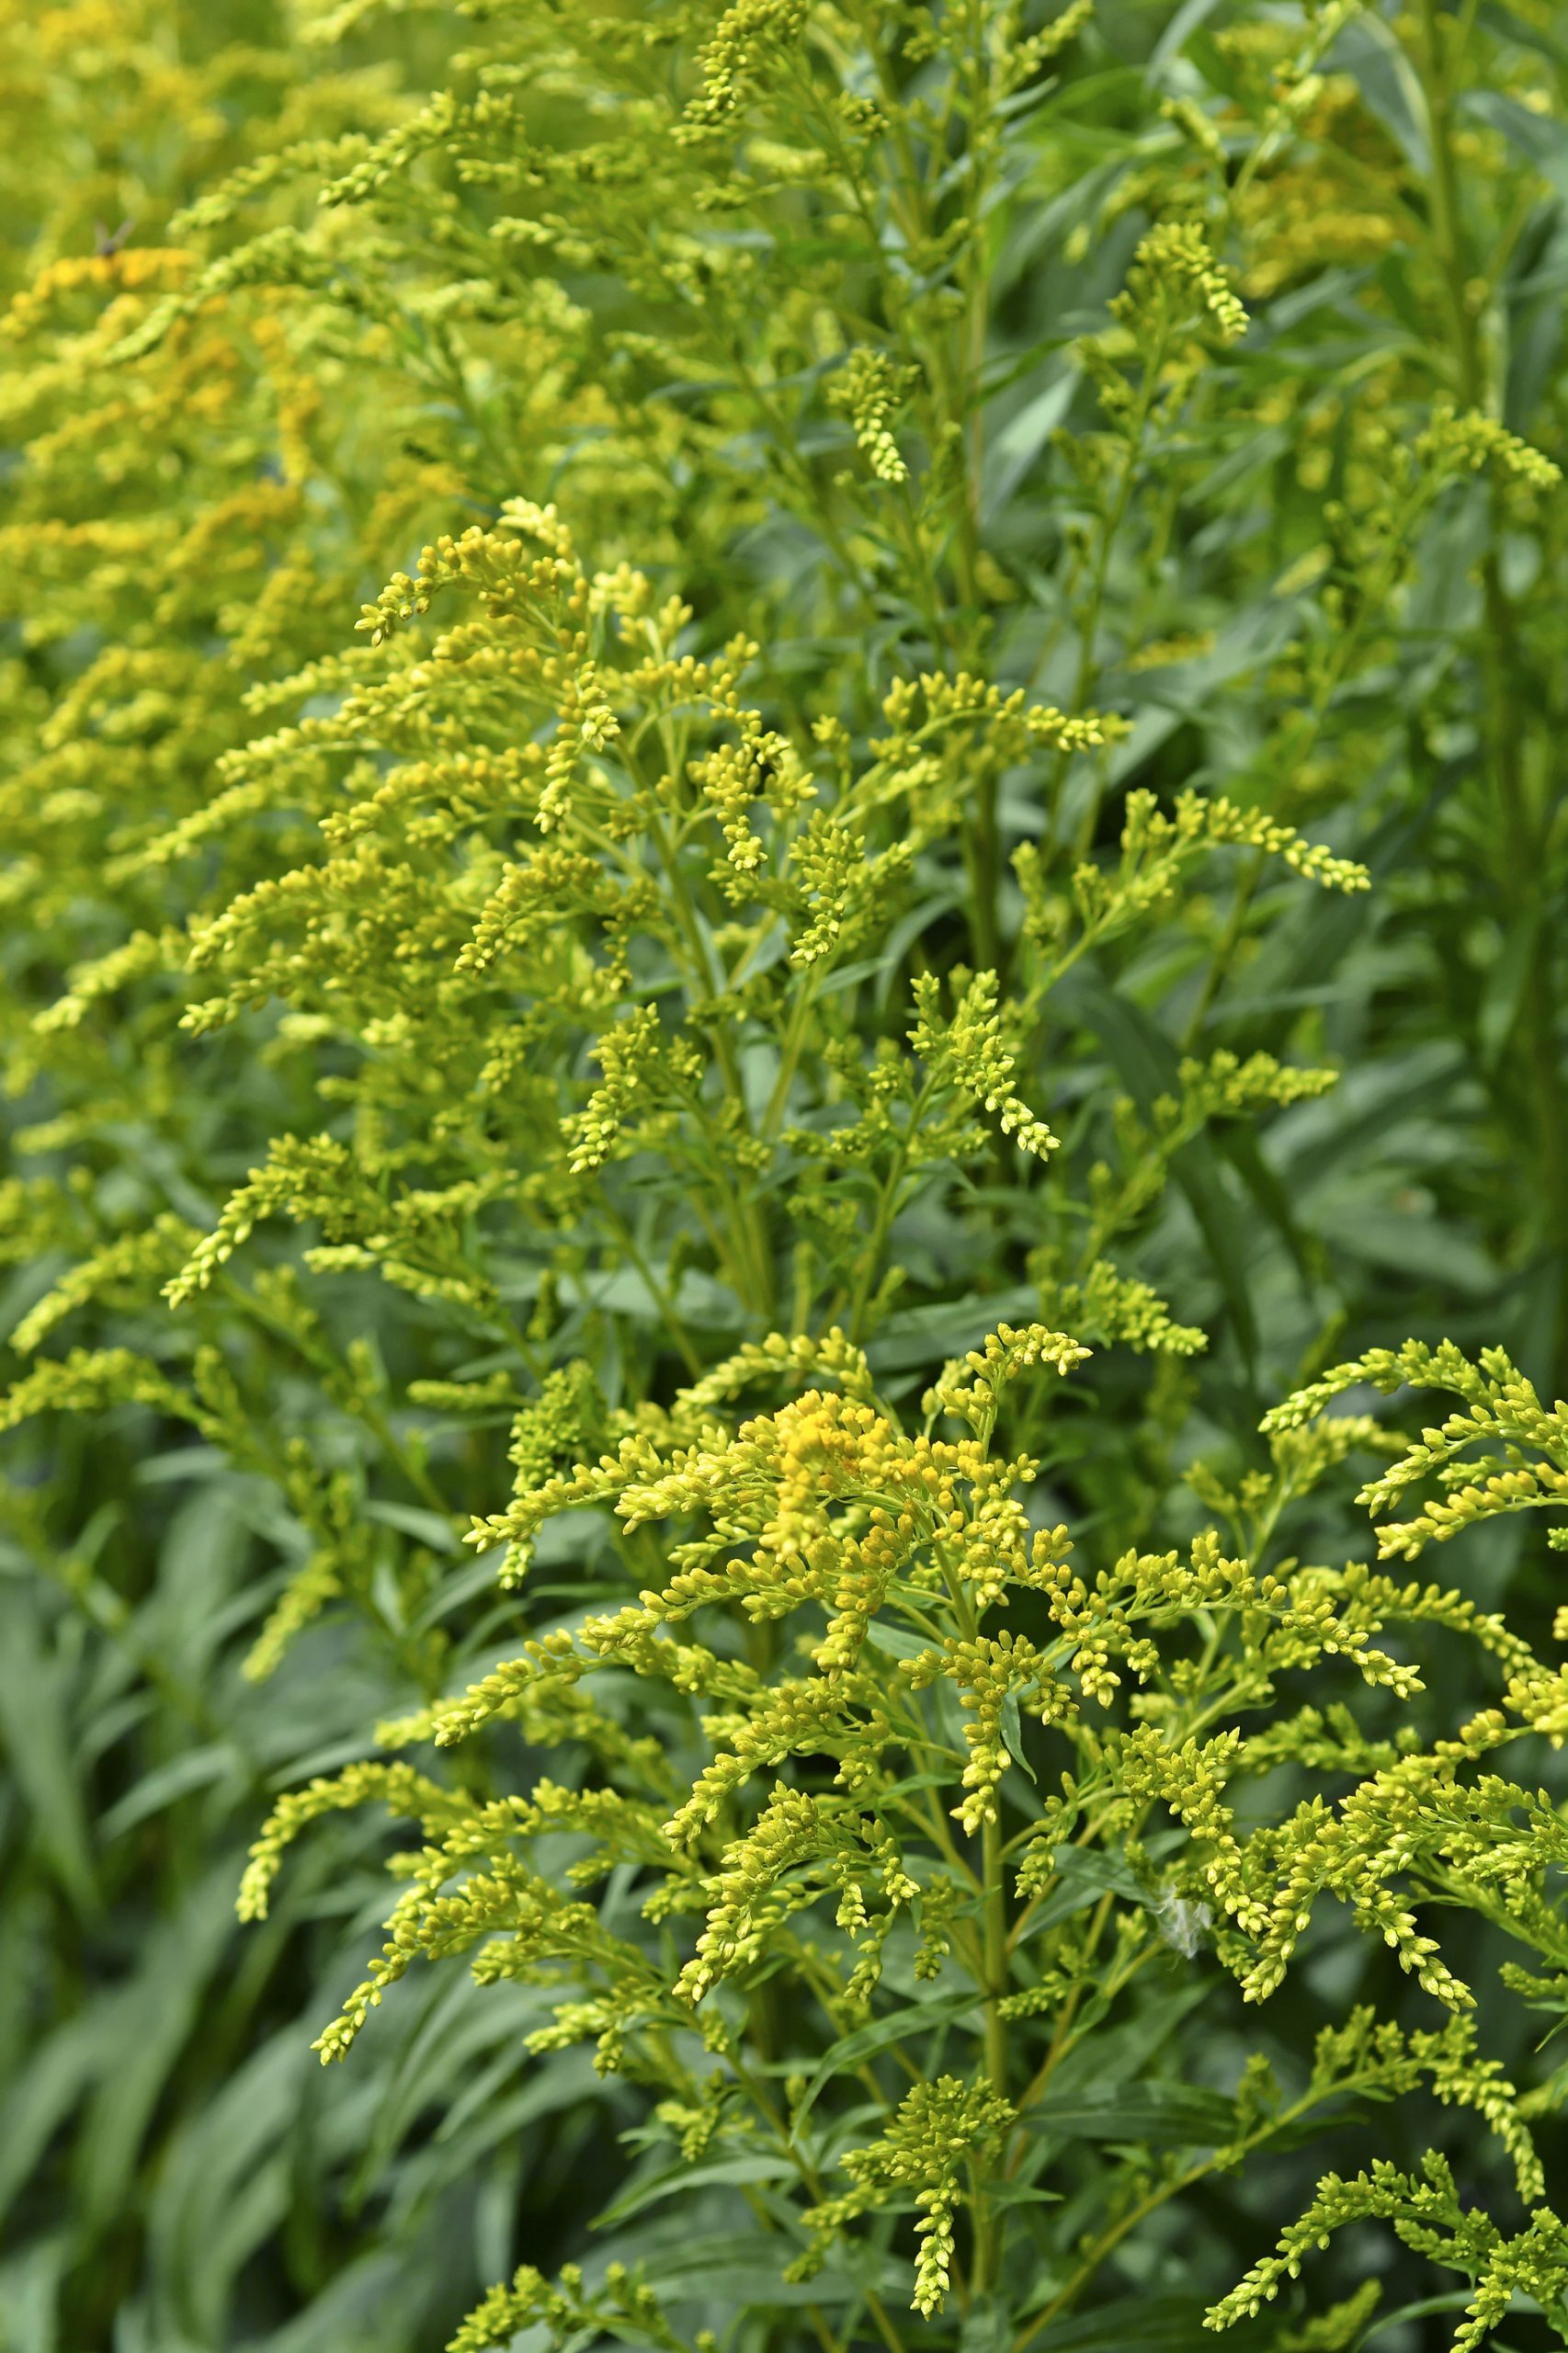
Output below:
[2,2,1567,2349]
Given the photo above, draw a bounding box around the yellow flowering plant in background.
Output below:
[2,2,1568,2349]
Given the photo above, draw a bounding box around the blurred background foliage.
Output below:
[1,0,1566,2347]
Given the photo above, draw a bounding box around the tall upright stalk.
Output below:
[1412,0,1568,1374]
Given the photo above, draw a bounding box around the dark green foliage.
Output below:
[2,1,1567,2348]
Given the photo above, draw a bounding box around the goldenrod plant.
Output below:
[2,1,1567,2348]
[240,1330,1568,2350]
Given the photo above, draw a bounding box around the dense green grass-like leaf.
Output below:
[4,0,1568,2347]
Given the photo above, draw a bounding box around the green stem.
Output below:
[644,801,776,1321]
[1410,0,1568,1374]
[1008,2083,1341,2353]
[731,2051,909,2353]
[981,1813,1009,2101]
[598,1202,702,1377]
[843,1085,933,1342]
[1059,325,1170,862]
